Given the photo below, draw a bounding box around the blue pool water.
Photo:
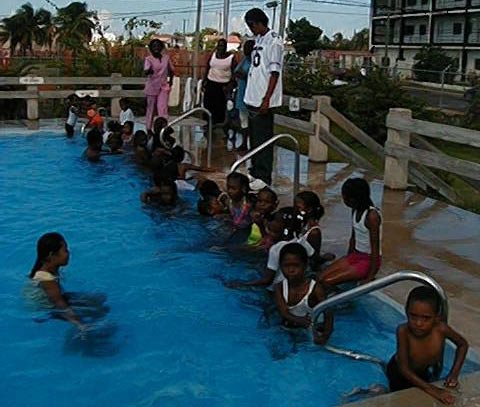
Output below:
[0,133,477,407]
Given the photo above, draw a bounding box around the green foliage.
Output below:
[331,68,430,144]
[412,46,456,83]
[0,3,55,55]
[122,16,162,41]
[283,64,334,98]
[287,18,322,57]
[55,2,97,63]
[463,92,480,131]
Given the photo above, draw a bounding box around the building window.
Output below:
[453,22,462,35]
[475,59,480,70]
[419,25,427,35]
[421,0,428,4]
[407,0,416,6]
[405,25,415,35]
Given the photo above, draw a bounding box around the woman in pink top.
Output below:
[144,39,175,132]
[202,39,236,124]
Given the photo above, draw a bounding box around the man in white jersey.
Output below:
[243,8,283,190]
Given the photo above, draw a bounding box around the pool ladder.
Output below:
[312,270,448,378]
[159,107,213,166]
[229,133,300,204]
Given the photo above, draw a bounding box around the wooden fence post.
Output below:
[26,85,39,130]
[309,95,329,162]
[110,73,122,119]
[384,108,411,189]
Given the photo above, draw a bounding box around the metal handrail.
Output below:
[159,107,212,166]
[229,133,300,201]
[312,270,449,325]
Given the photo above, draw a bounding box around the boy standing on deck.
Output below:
[387,286,468,405]
[243,8,283,190]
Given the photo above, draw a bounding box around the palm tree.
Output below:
[0,3,54,56]
[35,8,56,53]
[54,2,97,60]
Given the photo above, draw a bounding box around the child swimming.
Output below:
[29,233,83,328]
[197,179,227,216]
[248,187,278,247]
[387,286,468,405]
[319,178,381,287]
[122,120,135,144]
[226,207,313,288]
[132,130,150,165]
[274,242,333,344]
[85,128,104,161]
[294,191,335,271]
[141,171,178,206]
[225,172,254,230]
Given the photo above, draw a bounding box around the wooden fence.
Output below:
[384,109,480,197]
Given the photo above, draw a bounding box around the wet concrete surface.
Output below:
[343,371,480,407]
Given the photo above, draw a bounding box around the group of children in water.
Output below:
[28,102,470,404]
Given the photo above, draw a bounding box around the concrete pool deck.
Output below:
[2,121,479,406]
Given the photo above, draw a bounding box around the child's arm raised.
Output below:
[396,325,455,405]
[442,323,469,388]
[274,283,311,328]
[363,209,381,283]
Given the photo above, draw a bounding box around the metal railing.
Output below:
[160,107,212,166]
[312,270,449,325]
[229,133,300,202]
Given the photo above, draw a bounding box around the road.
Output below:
[402,84,469,113]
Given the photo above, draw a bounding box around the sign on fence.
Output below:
[19,76,44,85]
[75,90,99,98]
[289,97,300,112]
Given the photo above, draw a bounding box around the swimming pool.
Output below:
[0,133,477,407]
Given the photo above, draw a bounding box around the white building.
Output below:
[370,0,480,75]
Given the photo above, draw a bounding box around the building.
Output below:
[370,0,480,74]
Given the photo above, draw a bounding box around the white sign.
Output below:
[19,76,44,85]
[289,97,300,112]
[75,90,99,98]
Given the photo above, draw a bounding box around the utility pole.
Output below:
[193,0,202,81]
[278,0,289,38]
[182,19,187,36]
[266,1,279,31]
[223,0,230,38]
[217,11,223,34]
[384,12,390,68]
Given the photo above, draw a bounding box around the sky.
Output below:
[0,0,370,38]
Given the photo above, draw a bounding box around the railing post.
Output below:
[384,108,411,189]
[26,85,39,130]
[309,95,329,162]
[110,73,122,119]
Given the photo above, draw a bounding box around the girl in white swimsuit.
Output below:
[274,242,334,345]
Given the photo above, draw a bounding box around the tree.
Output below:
[349,28,369,51]
[332,32,348,49]
[122,16,162,42]
[287,18,322,57]
[0,3,55,56]
[412,46,458,83]
[54,2,97,60]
